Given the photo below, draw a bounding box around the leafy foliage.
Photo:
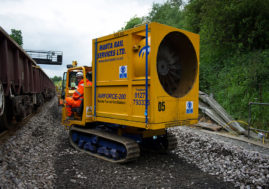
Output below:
[51,76,63,90]
[51,76,62,83]
[10,29,23,46]
[183,0,269,129]
[213,50,269,121]
[147,0,184,28]
[122,0,184,30]
[122,16,144,30]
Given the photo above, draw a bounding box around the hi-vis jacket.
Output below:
[73,79,92,102]
[65,79,92,116]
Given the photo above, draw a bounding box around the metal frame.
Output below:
[25,50,63,65]
[145,24,149,125]
[94,39,98,118]
[248,102,269,138]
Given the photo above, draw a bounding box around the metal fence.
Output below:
[248,102,269,139]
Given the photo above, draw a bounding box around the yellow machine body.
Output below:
[63,22,199,131]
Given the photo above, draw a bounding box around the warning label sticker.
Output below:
[119,65,127,79]
[186,101,193,114]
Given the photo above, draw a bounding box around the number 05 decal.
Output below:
[158,101,165,112]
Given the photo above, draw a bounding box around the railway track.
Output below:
[0,113,33,144]
[0,103,45,144]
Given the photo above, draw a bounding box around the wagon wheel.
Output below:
[0,82,7,131]
[0,103,15,130]
[0,82,14,130]
[0,112,9,131]
[0,82,4,117]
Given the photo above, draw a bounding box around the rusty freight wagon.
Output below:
[0,26,55,129]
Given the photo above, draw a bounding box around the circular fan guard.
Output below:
[157,32,198,98]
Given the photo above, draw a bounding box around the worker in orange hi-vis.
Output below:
[65,72,92,119]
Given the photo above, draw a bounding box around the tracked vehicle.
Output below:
[62,22,199,163]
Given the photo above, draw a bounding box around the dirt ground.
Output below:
[54,134,235,189]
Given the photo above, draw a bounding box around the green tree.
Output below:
[147,0,184,28]
[183,0,203,33]
[51,76,62,83]
[121,0,184,31]
[184,0,269,127]
[123,16,144,30]
[183,0,269,91]
[184,0,269,56]
[10,29,23,46]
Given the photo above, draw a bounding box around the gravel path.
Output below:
[172,127,269,188]
[0,97,64,188]
[54,136,234,189]
[0,97,268,188]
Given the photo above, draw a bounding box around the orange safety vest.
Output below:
[72,79,92,102]
[65,79,92,116]
[72,79,92,101]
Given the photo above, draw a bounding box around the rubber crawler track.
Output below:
[69,126,140,163]
[166,132,178,152]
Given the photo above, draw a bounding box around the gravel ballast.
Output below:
[172,127,269,188]
[0,98,64,188]
[0,97,268,188]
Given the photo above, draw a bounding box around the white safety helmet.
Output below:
[76,72,83,78]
